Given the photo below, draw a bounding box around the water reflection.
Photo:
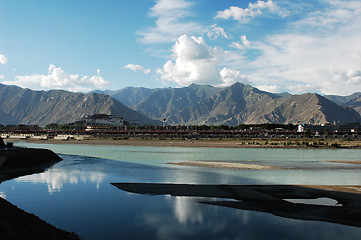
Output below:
[15,170,105,194]
[172,197,204,224]
[139,196,232,240]
[0,191,6,199]
[134,192,361,240]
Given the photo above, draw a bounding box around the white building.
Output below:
[82,114,124,126]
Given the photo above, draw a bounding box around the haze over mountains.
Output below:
[1,82,361,126]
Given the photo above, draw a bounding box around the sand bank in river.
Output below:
[325,161,361,164]
[112,183,361,228]
[168,161,277,170]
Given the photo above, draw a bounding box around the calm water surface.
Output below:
[1,143,361,239]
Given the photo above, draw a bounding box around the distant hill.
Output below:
[0,84,160,126]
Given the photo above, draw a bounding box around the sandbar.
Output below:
[325,161,361,164]
[168,161,277,170]
[112,183,361,227]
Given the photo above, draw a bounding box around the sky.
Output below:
[0,0,361,95]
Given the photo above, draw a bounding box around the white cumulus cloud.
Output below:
[2,65,109,92]
[124,64,151,74]
[231,35,252,50]
[215,0,287,21]
[256,84,280,93]
[218,0,361,95]
[157,35,246,87]
[220,68,248,87]
[138,0,201,44]
[0,54,7,64]
[207,24,229,40]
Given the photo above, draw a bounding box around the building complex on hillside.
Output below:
[81,114,126,131]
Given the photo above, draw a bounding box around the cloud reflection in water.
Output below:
[0,191,6,199]
[15,170,105,194]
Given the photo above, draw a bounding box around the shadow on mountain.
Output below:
[111,183,361,228]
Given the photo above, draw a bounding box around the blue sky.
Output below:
[1,0,361,95]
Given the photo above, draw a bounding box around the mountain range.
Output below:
[99,82,361,125]
[1,82,361,126]
[0,84,159,126]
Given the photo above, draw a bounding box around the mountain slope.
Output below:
[132,84,222,120]
[0,84,159,126]
[167,82,278,125]
[260,93,361,124]
[167,83,361,125]
[324,93,361,115]
[95,87,157,107]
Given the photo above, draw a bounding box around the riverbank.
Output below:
[11,137,361,149]
[0,196,80,240]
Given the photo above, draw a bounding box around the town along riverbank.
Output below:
[14,137,361,149]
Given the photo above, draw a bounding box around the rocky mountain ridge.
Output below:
[1,83,361,126]
[0,84,159,126]
[105,82,361,125]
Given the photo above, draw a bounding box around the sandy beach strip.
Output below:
[168,161,277,170]
[325,160,361,164]
[300,185,361,194]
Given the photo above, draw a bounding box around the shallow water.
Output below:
[1,143,361,239]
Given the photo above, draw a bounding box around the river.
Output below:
[1,142,361,239]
